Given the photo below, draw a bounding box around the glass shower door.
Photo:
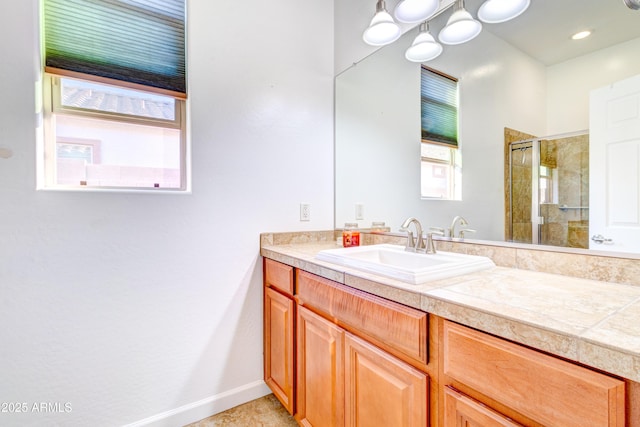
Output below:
[537,133,590,248]
[509,141,536,244]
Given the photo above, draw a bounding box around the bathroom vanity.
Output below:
[261,231,640,426]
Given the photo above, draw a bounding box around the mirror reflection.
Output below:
[335,0,640,254]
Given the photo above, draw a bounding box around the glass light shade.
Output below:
[363,1,401,46]
[477,0,530,23]
[394,0,439,24]
[624,0,640,10]
[405,24,443,62]
[438,8,482,45]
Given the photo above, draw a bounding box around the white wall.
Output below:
[546,36,640,135]
[0,1,334,426]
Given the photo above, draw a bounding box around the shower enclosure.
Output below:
[507,130,589,248]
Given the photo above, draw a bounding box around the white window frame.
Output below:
[421,142,462,200]
[40,73,188,192]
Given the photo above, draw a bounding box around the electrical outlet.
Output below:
[300,203,311,221]
[355,203,364,220]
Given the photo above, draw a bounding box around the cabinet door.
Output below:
[443,320,625,427]
[444,387,521,427]
[265,258,294,296]
[264,287,295,414]
[344,333,427,427]
[297,306,345,427]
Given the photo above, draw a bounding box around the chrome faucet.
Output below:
[449,216,476,238]
[399,217,425,252]
[449,216,467,237]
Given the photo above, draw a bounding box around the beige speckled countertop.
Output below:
[261,238,640,383]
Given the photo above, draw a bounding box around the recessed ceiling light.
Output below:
[572,30,592,40]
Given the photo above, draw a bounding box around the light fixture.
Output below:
[361,0,529,62]
[477,0,530,24]
[572,30,592,40]
[394,0,439,24]
[405,22,443,62]
[623,0,640,10]
[363,0,401,46]
[438,0,482,45]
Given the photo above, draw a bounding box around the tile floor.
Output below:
[184,394,297,427]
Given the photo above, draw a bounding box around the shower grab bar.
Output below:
[559,204,589,211]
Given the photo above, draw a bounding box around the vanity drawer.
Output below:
[443,320,625,427]
[264,258,294,296]
[444,386,522,427]
[296,270,427,367]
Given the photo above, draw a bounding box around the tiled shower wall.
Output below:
[506,129,589,249]
[539,134,589,248]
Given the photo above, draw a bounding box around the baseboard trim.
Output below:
[123,380,271,427]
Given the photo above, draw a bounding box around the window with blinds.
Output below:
[420,67,461,200]
[43,0,186,97]
[40,0,188,191]
[421,66,458,148]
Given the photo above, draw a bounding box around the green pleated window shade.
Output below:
[43,0,186,98]
[421,66,458,148]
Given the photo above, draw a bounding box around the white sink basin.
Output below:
[316,244,495,285]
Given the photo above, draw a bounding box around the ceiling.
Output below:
[465,0,640,65]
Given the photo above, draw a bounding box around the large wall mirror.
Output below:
[335,0,640,255]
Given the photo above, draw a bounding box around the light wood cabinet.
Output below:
[345,333,427,427]
[296,269,428,370]
[265,258,294,295]
[297,305,428,427]
[264,259,295,415]
[295,267,429,427]
[444,387,521,427]
[263,257,634,427]
[440,320,626,427]
[297,306,345,427]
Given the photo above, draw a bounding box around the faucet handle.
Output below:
[423,228,444,254]
[425,233,437,254]
[400,228,416,252]
[458,229,476,238]
[429,227,445,236]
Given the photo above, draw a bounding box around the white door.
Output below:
[590,74,640,253]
